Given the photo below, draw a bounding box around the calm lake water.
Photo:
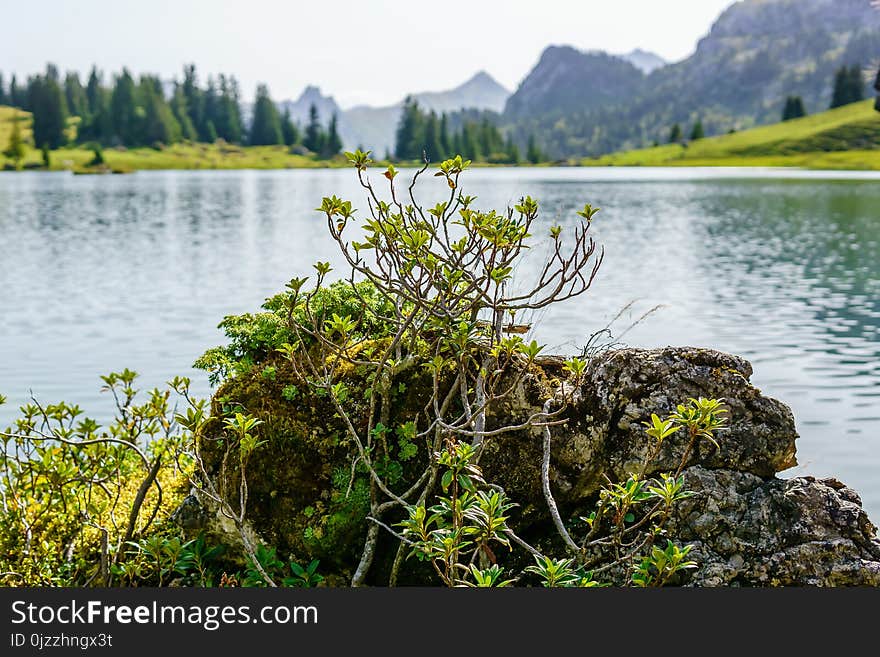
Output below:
[1,167,879,518]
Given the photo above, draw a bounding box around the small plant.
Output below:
[398,441,516,587]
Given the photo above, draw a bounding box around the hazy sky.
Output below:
[2,0,737,107]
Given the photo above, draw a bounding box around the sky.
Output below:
[1,0,737,108]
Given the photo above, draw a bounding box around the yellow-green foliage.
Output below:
[586,100,880,170]
[0,106,32,145]
[0,375,195,586]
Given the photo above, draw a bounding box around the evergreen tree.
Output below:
[505,136,520,164]
[394,96,431,160]
[82,70,112,144]
[874,65,880,112]
[459,122,481,161]
[204,120,217,143]
[423,111,443,162]
[28,74,68,149]
[0,73,6,105]
[9,75,21,108]
[830,66,848,108]
[4,112,25,163]
[85,67,103,116]
[64,72,88,120]
[41,143,51,168]
[140,76,181,145]
[181,65,205,140]
[848,65,864,104]
[669,123,682,143]
[303,103,324,154]
[439,112,451,158]
[689,120,705,140]
[110,69,141,145]
[782,96,806,121]
[202,77,219,141]
[323,113,343,157]
[170,85,197,141]
[526,134,542,164]
[248,83,283,146]
[215,74,243,143]
[831,65,864,108]
[280,108,299,146]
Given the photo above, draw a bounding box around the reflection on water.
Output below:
[0,168,878,518]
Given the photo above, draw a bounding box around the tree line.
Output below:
[0,64,343,156]
[394,97,543,164]
[782,64,875,121]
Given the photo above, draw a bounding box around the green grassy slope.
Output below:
[584,100,880,170]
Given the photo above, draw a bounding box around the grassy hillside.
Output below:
[584,100,880,169]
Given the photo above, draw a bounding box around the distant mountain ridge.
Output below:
[621,49,666,74]
[275,71,510,154]
[502,0,880,157]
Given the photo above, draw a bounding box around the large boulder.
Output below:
[481,347,798,507]
[183,346,880,586]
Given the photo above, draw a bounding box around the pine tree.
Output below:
[81,69,111,144]
[215,74,243,143]
[303,103,324,154]
[86,68,103,116]
[439,112,451,158]
[0,73,6,106]
[690,120,705,140]
[64,72,88,120]
[41,143,51,168]
[323,113,343,157]
[669,123,682,143]
[830,65,863,108]
[248,83,283,146]
[9,75,21,108]
[280,108,299,146]
[170,85,197,141]
[848,65,864,104]
[205,120,217,143]
[4,112,25,164]
[505,136,520,164]
[423,111,443,162]
[526,134,542,164]
[394,97,424,160]
[181,65,205,141]
[874,65,880,112]
[110,69,141,145]
[782,96,806,121]
[202,77,219,142]
[830,66,848,108]
[28,74,68,149]
[140,76,181,146]
[459,122,481,161]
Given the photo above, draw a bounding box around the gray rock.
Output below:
[669,467,880,586]
[186,345,880,586]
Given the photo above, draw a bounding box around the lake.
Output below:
[1,167,878,519]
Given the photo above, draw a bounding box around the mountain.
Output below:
[278,85,342,127]
[340,71,510,155]
[621,49,666,74]
[413,71,510,114]
[504,0,880,158]
[504,46,646,120]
